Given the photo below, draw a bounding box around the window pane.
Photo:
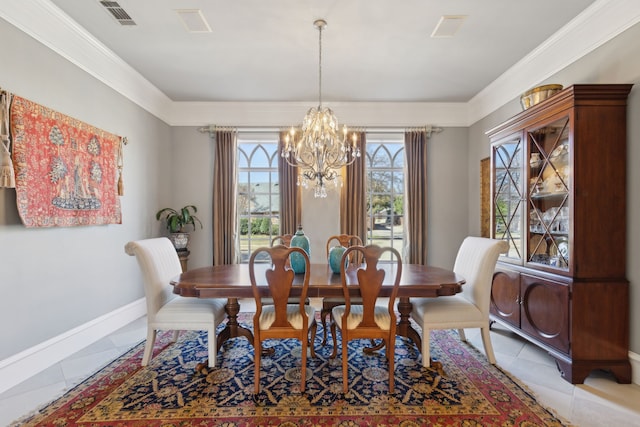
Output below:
[238,146,250,168]
[249,145,270,168]
[370,171,391,193]
[392,172,404,193]
[369,145,392,168]
[249,172,270,192]
[392,148,404,168]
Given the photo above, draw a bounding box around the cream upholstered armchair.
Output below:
[410,237,508,367]
[125,237,226,368]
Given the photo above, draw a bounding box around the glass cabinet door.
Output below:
[527,117,570,270]
[492,136,523,261]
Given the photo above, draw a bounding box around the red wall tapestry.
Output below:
[10,96,122,227]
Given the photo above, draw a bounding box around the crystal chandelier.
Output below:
[281,19,360,198]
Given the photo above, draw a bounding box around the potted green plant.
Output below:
[156,205,203,250]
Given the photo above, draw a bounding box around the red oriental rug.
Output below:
[12,315,569,426]
[9,95,122,227]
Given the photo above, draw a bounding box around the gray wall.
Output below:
[0,19,172,359]
[467,22,640,354]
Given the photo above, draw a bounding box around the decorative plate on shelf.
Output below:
[550,237,569,259]
[549,143,568,164]
[557,238,569,259]
[529,234,547,255]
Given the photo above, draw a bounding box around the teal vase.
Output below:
[329,245,347,274]
[290,225,310,273]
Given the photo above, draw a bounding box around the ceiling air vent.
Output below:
[176,9,212,33]
[431,15,466,38]
[99,1,136,26]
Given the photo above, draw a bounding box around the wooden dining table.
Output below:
[171,262,465,365]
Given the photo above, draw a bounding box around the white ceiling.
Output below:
[3,0,640,126]
[47,0,596,104]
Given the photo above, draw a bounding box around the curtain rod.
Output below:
[198,125,443,136]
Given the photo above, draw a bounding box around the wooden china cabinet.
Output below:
[488,84,632,384]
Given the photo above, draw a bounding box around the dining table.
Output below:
[171,262,465,371]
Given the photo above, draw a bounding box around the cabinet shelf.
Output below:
[529,230,569,237]
[530,191,568,200]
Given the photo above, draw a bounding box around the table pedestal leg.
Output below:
[396,297,421,346]
[196,298,256,374]
[363,297,420,354]
[196,298,275,374]
[396,297,444,375]
[216,298,253,349]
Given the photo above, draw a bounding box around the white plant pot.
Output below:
[169,232,190,251]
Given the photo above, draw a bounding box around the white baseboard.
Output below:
[630,350,640,385]
[0,298,146,395]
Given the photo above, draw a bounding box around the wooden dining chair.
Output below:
[125,238,227,368]
[271,234,294,247]
[410,237,508,367]
[249,245,317,394]
[330,245,402,393]
[321,234,364,345]
[269,233,302,302]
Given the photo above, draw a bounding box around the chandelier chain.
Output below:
[318,22,322,107]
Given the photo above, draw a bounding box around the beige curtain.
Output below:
[340,132,367,243]
[404,130,428,265]
[212,130,238,265]
[278,131,301,234]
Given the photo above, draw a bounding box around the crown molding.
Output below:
[0,0,173,121]
[166,101,469,127]
[467,0,640,124]
[1,0,638,127]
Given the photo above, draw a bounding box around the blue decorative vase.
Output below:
[290,225,310,273]
[329,245,347,274]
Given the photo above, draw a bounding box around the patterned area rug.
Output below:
[14,315,568,426]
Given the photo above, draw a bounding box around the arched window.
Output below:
[365,133,405,258]
[237,133,280,262]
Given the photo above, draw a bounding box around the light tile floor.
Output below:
[2,302,639,426]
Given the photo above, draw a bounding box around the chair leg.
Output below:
[308,320,317,358]
[342,334,349,394]
[320,307,330,345]
[254,335,261,394]
[421,327,431,368]
[171,330,180,342]
[388,335,395,393]
[301,331,307,392]
[480,326,496,364]
[208,328,216,368]
[458,328,467,342]
[142,328,157,366]
[330,322,339,359]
